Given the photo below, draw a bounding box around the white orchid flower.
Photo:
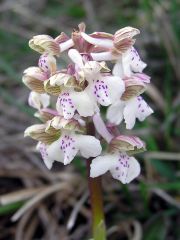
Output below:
[107,96,153,129]
[25,116,102,169]
[37,133,102,169]
[80,27,140,60]
[80,29,146,78]
[113,47,147,78]
[90,133,144,184]
[90,152,140,184]
[55,49,125,119]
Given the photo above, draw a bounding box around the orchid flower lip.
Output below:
[37,132,102,167]
[90,152,140,184]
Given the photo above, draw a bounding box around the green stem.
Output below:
[87,121,106,240]
[87,160,106,240]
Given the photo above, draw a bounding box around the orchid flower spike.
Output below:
[23,23,153,185]
[107,96,153,129]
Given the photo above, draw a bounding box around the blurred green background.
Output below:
[0,0,180,239]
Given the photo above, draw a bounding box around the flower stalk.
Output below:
[87,121,106,240]
[87,159,106,240]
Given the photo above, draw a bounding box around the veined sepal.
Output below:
[22,67,46,93]
[112,27,140,56]
[29,35,60,56]
[109,135,146,155]
[49,72,83,91]
[44,79,62,96]
[34,108,58,122]
[121,76,147,101]
[24,124,61,145]
[55,32,69,44]
[49,116,86,133]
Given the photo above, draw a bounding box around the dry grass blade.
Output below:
[131,221,143,240]
[15,207,35,240]
[146,84,165,112]
[12,182,71,222]
[83,0,100,30]
[144,151,180,161]
[38,205,61,239]
[153,3,180,81]
[152,188,180,209]
[0,187,45,205]
[25,216,39,240]
[67,191,89,230]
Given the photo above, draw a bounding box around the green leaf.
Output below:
[68,5,86,18]
[0,201,23,216]
[144,215,167,240]
[149,181,180,191]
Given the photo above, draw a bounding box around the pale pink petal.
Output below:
[57,92,76,119]
[56,90,97,119]
[68,49,84,68]
[133,73,151,83]
[113,58,124,77]
[75,134,102,159]
[90,154,118,178]
[70,90,97,117]
[123,98,137,129]
[28,92,50,110]
[81,32,113,48]
[135,96,154,121]
[59,134,78,165]
[37,142,54,169]
[93,113,113,143]
[93,79,111,106]
[110,153,140,184]
[91,52,117,61]
[44,134,79,166]
[101,75,125,104]
[38,54,56,75]
[60,39,74,52]
[124,96,153,129]
[106,100,125,125]
[129,47,147,73]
